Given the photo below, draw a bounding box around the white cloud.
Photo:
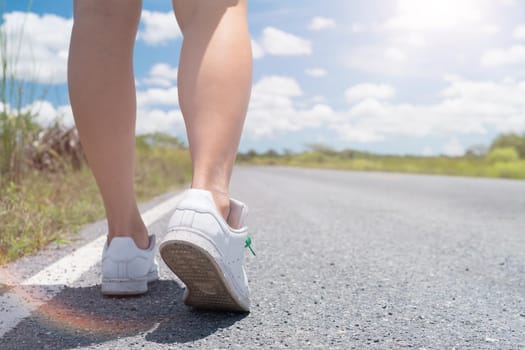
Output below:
[137,86,179,108]
[482,24,500,35]
[13,74,525,155]
[245,76,335,137]
[142,63,178,87]
[350,23,366,33]
[134,67,184,134]
[136,108,185,135]
[251,75,302,98]
[0,11,72,84]
[260,27,312,56]
[385,0,482,32]
[481,45,525,66]
[311,95,326,103]
[20,98,183,137]
[305,68,327,78]
[344,47,407,75]
[393,32,426,47]
[333,77,525,143]
[20,100,74,127]
[345,2,500,78]
[139,10,181,45]
[513,24,525,40]
[332,123,384,143]
[497,0,516,6]
[243,76,525,146]
[384,47,406,62]
[442,138,465,156]
[308,17,336,31]
[251,39,265,59]
[344,83,396,103]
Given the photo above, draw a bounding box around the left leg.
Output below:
[68,0,149,248]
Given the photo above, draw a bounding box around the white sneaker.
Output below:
[159,189,254,312]
[101,235,159,295]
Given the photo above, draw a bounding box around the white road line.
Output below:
[0,292,32,338]
[0,192,182,338]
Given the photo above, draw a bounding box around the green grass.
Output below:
[0,140,192,265]
[238,151,525,180]
[0,6,195,265]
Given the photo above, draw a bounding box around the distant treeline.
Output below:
[236,132,525,180]
[238,132,525,160]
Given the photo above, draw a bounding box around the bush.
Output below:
[486,147,520,163]
[490,133,525,158]
[26,123,85,172]
[465,144,488,158]
[491,161,525,179]
[0,111,39,183]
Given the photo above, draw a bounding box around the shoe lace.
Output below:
[245,236,256,256]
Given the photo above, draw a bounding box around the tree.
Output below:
[263,149,279,157]
[304,143,336,156]
[136,132,185,149]
[490,133,525,159]
[465,144,488,158]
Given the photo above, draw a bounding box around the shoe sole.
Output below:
[101,280,148,296]
[160,240,248,312]
[101,271,158,296]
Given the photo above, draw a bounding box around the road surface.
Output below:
[1,166,524,349]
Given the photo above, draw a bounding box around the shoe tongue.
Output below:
[227,198,248,229]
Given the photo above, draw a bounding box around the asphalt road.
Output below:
[1,166,524,349]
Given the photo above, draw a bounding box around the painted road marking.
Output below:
[0,192,182,338]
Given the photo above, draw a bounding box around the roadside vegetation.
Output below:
[237,133,525,180]
[0,6,191,265]
[1,5,524,265]
[0,129,191,265]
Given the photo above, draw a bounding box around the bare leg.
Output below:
[68,0,149,248]
[172,0,252,219]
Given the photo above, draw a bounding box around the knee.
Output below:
[74,0,142,27]
[173,0,245,35]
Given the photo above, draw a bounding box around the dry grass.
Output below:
[0,138,192,265]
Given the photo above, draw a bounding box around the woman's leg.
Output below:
[172,0,252,219]
[68,0,149,249]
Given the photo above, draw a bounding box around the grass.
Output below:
[0,0,47,185]
[2,132,524,266]
[0,6,194,265]
[238,151,525,180]
[0,138,192,265]
[1,4,524,268]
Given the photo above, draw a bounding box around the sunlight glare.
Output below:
[389,0,484,31]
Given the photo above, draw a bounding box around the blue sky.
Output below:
[2,0,525,155]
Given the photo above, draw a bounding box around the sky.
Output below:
[2,0,525,156]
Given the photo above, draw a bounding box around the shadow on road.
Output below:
[2,280,247,349]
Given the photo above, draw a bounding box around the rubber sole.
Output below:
[101,279,148,296]
[160,241,248,312]
[101,270,158,296]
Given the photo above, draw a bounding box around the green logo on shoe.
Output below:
[245,236,256,256]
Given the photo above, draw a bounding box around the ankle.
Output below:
[106,211,149,249]
[211,191,231,221]
[109,231,150,250]
[190,184,230,220]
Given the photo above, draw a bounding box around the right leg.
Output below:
[161,0,253,311]
[171,0,252,220]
